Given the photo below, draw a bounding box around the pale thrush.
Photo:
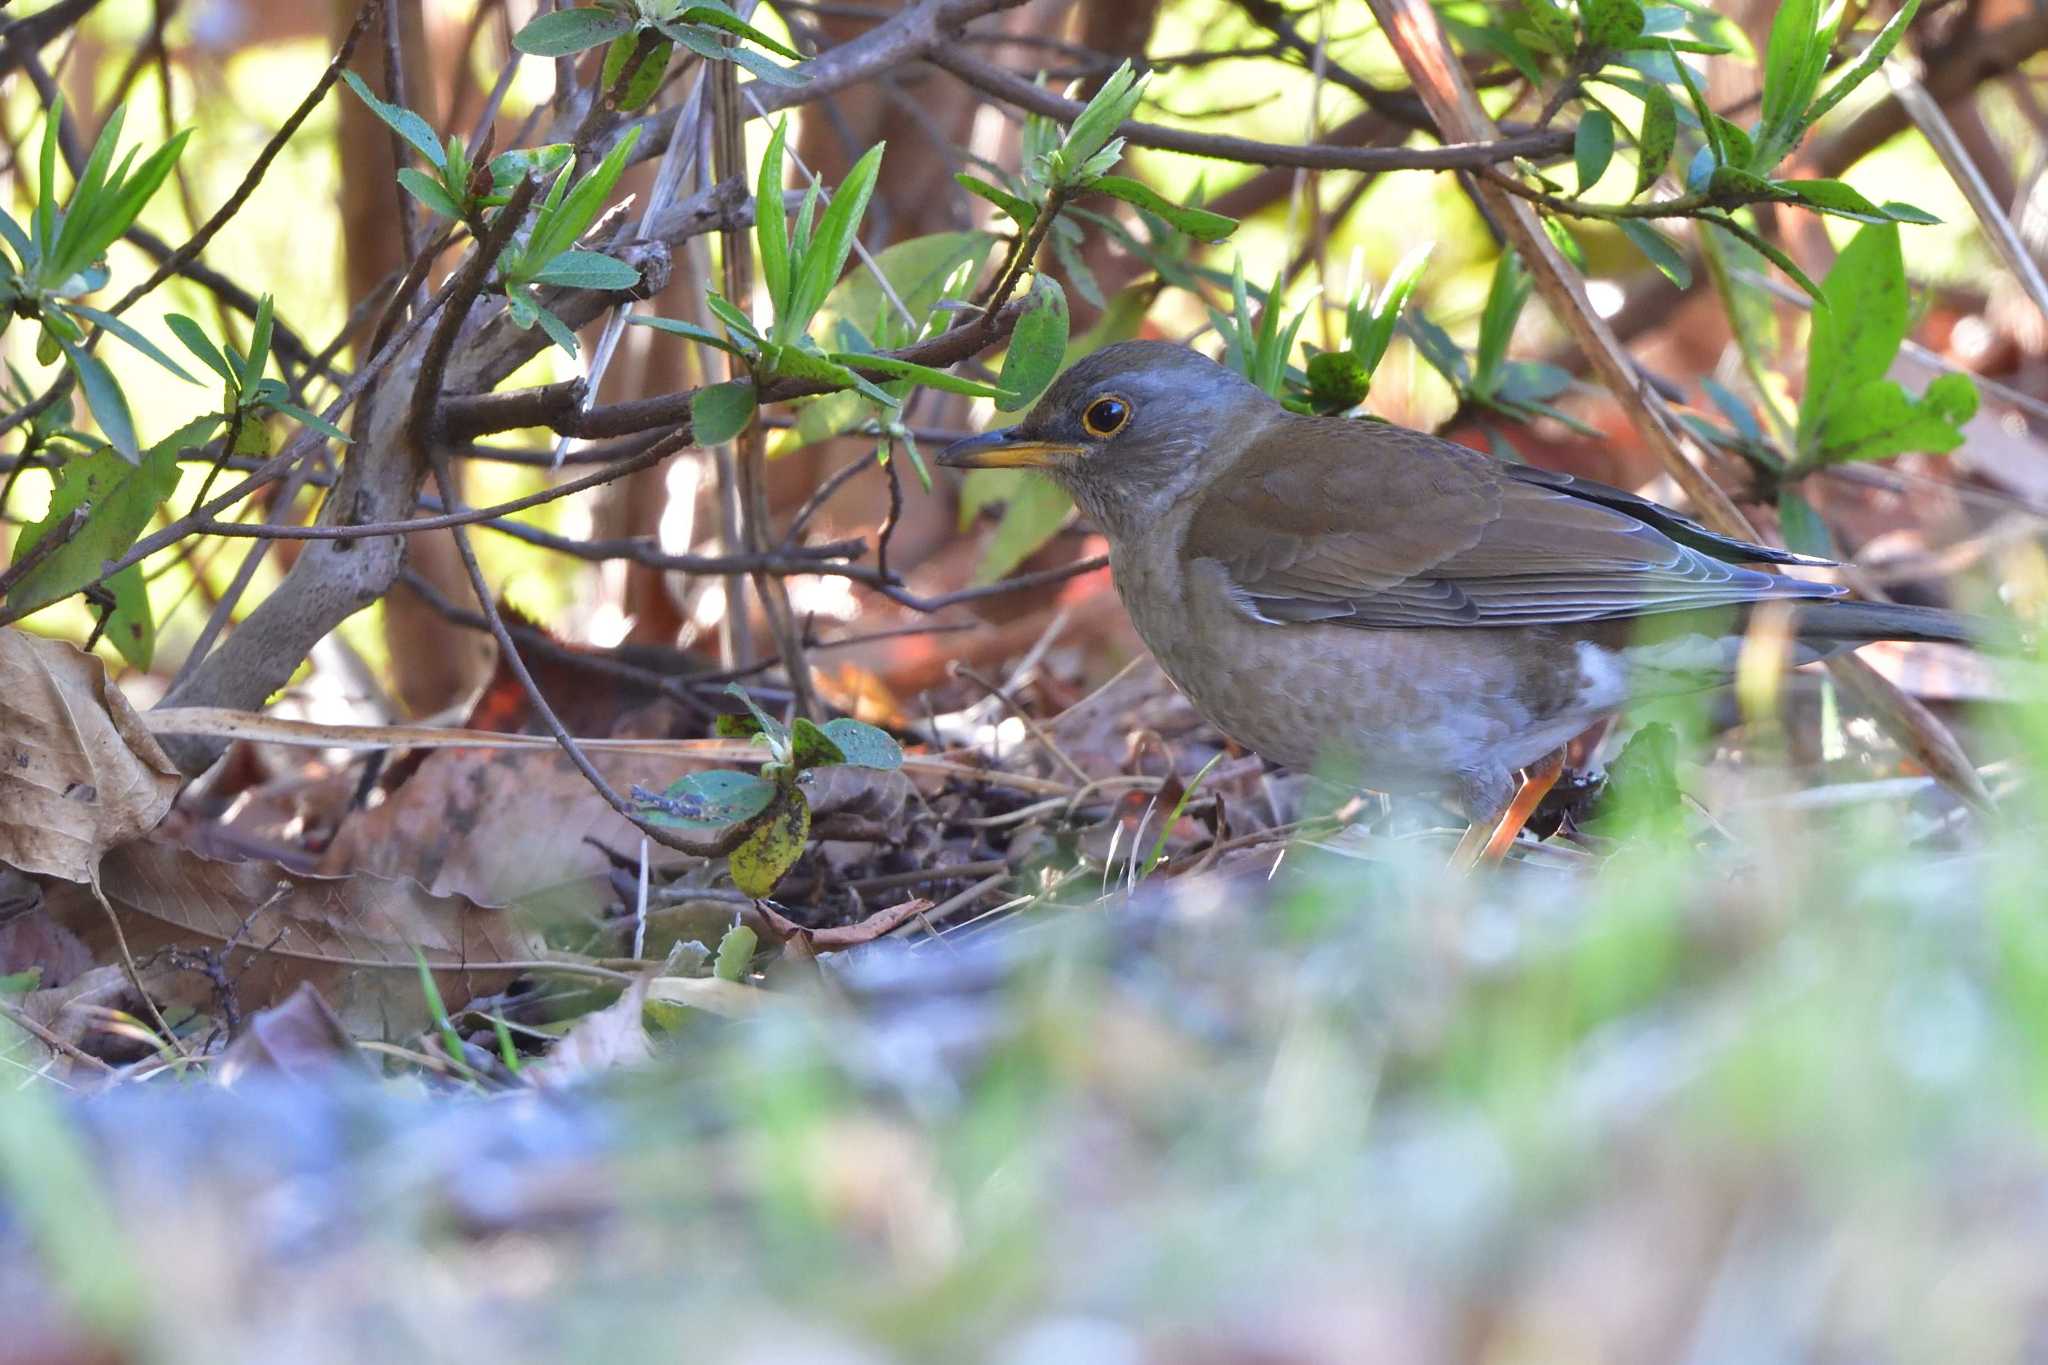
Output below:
[938,341,1979,859]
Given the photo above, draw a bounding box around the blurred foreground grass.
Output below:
[6,768,2048,1364]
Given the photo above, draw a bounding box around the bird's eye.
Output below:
[1082,395,1132,438]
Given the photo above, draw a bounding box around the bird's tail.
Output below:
[1790,599,1996,650]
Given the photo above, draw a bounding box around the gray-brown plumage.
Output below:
[939,341,1977,846]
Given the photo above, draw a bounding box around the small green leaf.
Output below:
[601,32,672,110]
[729,778,810,897]
[820,717,902,770]
[1778,178,1940,225]
[713,924,758,981]
[757,118,793,314]
[996,274,1069,413]
[1777,486,1835,559]
[1581,0,1645,47]
[637,769,777,828]
[268,402,353,445]
[532,249,642,289]
[1631,85,1675,201]
[1574,110,1615,194]
[629,315,747,355]
[53,336,137,461]
[789,717,847,770]
[511,5,633,56]
[1618,219,1692,288]
[340,70,446,168]
[1088,176,1236,241]
[724,683,790,750]
[164,313,237,386]
[691,379,757,445]
[1802,0,1922,134]
[955,172,1037,228]
[1060,60,1146,174]
[397,167,464,220]
[714,712,765,740]
[530,302,582,356]
[102,561,154,670]
[675,4,803,60]
[831,352,1006,400]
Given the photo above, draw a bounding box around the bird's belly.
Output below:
[1120,558,1622,793]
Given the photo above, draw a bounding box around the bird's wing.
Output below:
[1182,419,1841,629]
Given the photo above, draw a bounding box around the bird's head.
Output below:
[937,340,1277,537]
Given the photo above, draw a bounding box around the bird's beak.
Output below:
[936,426,1084,470]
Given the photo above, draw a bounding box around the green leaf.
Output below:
[675,3,803,59]
[511,6,633,56]
[831,352,1007,399]
[268,402,353,445]
[691,379,758,444]
[1060,60,1145,174]
[955,172,1037,228]
[1803,0,1922,134]
[531,249,642,289]
[1798,221,1905,445]
[530,301,582,356]
[713,924,758,981]
[163,313,237,386]
[1088,176,1236,241]
[1759,0,1820,136]
[396,167,464,220]
[716,41,809,87]
[1618,219,1692,288]
[521,125,642,273]
[340,70,445,168]
[1305,350,1370,413]
[996,274,1069,413]
[756,118,792,314]
[1776,486,1835,559]
[785,142,886,340]
[1581,0,1645,49]
[234,295,275,401]
[1778,178,1940,225]
[729,777,809,898]
[1347,241,1432,374]
[53,336,137,461]
[1574,109,1615,194]
[820,717,902,770]
[600,32,673,110]
[628,315,747,355]
[1814,376,1972,464]
[714,712,765,739]
[102,562,154,670]
[6,415,218,616]
[638,769,776,828]
[725,682,790,750]
[788,717,847,770]
[1474,251,1531,387]
[764,342,895,407]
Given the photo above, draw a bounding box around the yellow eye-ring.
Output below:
[1082,395,1132,438]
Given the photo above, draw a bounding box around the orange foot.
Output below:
[1449,748,1567,871]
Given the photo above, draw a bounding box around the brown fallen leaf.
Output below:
[53,838,541,1035]
[218,982,368,1085]
[754,897,933,952]
[0,627,180,882]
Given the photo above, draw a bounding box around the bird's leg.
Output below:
[1449,748,1568,870]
